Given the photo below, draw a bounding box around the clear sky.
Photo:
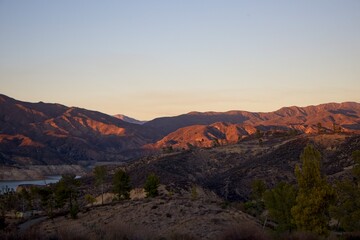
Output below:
[1,0,359,120]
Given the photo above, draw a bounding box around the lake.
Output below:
[0,175,62,192]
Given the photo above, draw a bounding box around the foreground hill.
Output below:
[0,94,159,166]
[32,188,259,240]
[129,134,360,201]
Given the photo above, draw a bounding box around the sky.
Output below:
[0,0,359,120]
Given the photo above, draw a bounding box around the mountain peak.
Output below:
[113,114,147,125]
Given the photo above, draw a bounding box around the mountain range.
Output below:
[0,93,359,167]
[0,94,159,166]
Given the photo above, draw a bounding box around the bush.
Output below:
[69,204,79,219]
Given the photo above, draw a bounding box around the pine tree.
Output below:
[94,166,106,205]
[144,173,160,198]
[251,179,266,201]
[55,174,81,219]
[291,145,335,235]
[113,169,131,200]
[264,182,296,232]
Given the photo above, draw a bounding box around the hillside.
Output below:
[0,94,359,170]
[145,102,360,137]
[148,122,258,150]
[145,102,360,149]
[0,94,159,167]
[129,134,360,201]
[3,133,360,239]
[33,188,260,240]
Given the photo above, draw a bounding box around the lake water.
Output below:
[0,175,62,192]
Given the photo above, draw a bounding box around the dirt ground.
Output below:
[33,194,259,240]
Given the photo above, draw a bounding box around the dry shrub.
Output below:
[220,223,269,240]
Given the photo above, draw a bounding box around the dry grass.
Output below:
[220,223,269,240]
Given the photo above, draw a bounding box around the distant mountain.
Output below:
[0,94,160,166]
[0,93,359,167]
[145,102,360,136]
[114,114,147,125]
[145,102,360,149]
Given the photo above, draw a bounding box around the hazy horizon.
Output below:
[1,1,359,120]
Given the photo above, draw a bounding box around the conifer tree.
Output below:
[94,166,106,205]
[113,169,131,200]
[291,145,335,235]
[264,182,296,232]
[144,173,160,197]
[55,174,81,219]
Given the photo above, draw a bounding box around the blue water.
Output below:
[0,175,62,192]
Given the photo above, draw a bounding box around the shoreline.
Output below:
[0,164,86,181]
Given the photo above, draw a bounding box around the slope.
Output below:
[0,94,159,166]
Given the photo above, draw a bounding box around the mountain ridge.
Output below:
[0,94,160,166]
[113,114,147,125]
[0,93,359,167]
[144,101,360,137]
